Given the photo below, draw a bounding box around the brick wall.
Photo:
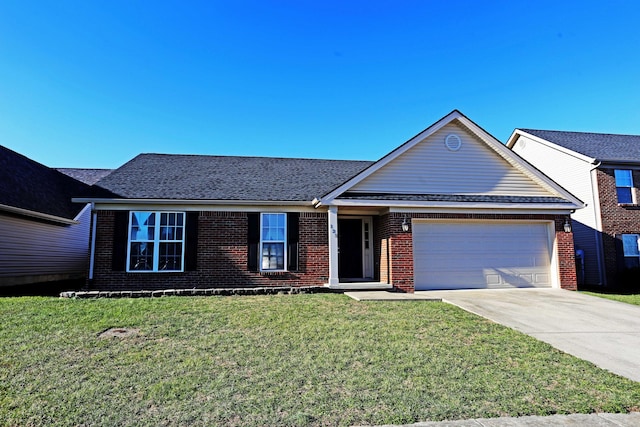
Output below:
[90,210,328,291]
[386,212,577,293]
[597,168,640,286]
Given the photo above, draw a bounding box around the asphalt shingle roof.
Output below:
[0,145,90,220]
[521,129,640,162]
[57,168,113,185]
[92,154,374,201]
[338,192,569,204]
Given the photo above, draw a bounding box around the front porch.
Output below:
[325,206,414,292]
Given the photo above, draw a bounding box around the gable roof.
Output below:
[57,168,113,185]
[513,129,640,163]
[89,154,373,202]
[0,145,90,221]
[320,110,584,209]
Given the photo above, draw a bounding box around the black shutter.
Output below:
[112,211,129,271]
[615,234,626,273]
[287,212,299,271]
[185,212,199,271]
[247,213,259,271]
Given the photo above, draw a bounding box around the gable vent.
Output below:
[445,134,462,151]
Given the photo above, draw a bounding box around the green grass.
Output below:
[583,292,640,306]
[0,294,638,426]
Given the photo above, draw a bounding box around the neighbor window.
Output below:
[622,234,640,269]
[128,211,185,272]
[260,213,286,270]
[615,169,634,204]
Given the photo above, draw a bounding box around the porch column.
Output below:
[328,205,339,286]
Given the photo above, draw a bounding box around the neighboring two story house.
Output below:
[507,129,640,287]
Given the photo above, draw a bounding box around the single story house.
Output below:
[0,145,94,287]
[507,129,640,287]
[77,111,583,292]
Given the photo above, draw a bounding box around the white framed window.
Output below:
[622,234,640,269]
[615,169,634,204]
[127,211,185,272]
[260,213,286,271]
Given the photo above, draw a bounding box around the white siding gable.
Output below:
[350,122,555,197]
[511,133,602,285]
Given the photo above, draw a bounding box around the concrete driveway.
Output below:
[421,288,640,383]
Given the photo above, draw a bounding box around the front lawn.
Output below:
[582,292,640,306]
[0,294,638,426]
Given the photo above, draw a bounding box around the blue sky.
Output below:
[1,1,639,168]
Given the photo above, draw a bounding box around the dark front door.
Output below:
[338,218,363,279]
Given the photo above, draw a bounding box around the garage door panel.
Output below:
[413,221,552,290]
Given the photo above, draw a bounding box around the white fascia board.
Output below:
[82,199,319,212]
[506,130,597,164]
[0,203,79,225]
[389,206,575,215]
[330,198,580,211]
[321,110,464,204]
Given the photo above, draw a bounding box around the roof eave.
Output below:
[0,203,80,225]
[507,129,598,164]
[329,198,582,211]
[74,198,313,206]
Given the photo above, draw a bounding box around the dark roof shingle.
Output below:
[57,168,113,185]
[521,129,640,162]
[338,192,569,204]
[0,146,90,220]
[92,154,373,201]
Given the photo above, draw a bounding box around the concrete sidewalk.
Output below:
[365,412,640,426]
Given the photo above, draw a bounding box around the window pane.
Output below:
[129,242,154,271]
[625,257,640,269]
[615,170,633,187]
[159,242,182,271]
[261,213,285,242]
[131,212,155,240]
[262,242,284,270]
[622,234,640,256]
[617,188,633,204]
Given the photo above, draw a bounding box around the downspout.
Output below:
[88,203,97,282]
[589,161,606,285]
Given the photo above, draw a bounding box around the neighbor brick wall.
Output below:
[90,210,328,291]
[386,212,577,293]
[597,168,640,286]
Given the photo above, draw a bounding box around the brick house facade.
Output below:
[81,111,582,292]
[597,168,640,287]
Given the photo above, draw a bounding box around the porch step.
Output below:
[326,282,393,290]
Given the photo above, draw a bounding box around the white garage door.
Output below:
[413,221,553,290]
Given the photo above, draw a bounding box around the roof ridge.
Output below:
[136,153,373,163]
[521,128,640,138]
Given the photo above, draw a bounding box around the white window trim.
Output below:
[126,211,186,273]
[622,233,640,267]
[259,212,287,272]
[615,169,636,204]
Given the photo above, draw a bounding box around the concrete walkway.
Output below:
[347,288,640,383]
[365,412,640,426]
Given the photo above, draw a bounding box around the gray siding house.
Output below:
[0,146,99,287]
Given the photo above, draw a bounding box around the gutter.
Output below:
[0,203,78,225]
[88,203,97,281]
[72,198,309,206]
